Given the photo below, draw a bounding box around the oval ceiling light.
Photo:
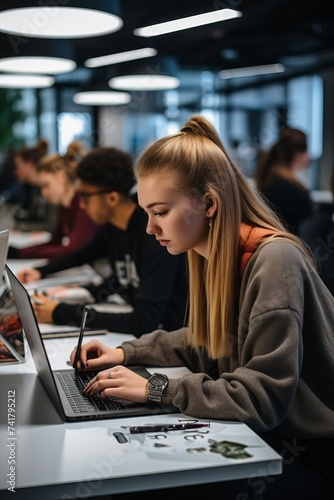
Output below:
[0,56,76,75]
[109,75,180,91]
[108,56,180,91]
[73,91,131,106]
[0,6,123,38]
[0,74,55,88]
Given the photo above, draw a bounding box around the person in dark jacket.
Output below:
[16,147,188,337]
[298,165,334,295]
[254,127,314,234]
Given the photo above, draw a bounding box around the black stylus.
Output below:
[73,306,88,369]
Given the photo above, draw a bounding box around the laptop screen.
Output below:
[0,204,19,232]
[0,267,25,364]
[0,229,9,288]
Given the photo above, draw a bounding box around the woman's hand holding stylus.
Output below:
[70,339,125,370]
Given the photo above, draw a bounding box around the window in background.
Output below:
[219,74,323,188]
[11,89,38,146]
[287,75,323,189]
[39,87,57,153]
[57,112,92,153]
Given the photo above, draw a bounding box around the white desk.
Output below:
[8,230,51,249]
[0,331,282,500]
[7,259,101,287]
[7,258,48,273]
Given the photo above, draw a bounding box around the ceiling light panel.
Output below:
[134,8,242,37]
[85,48,158,68]
[0,74,55,88]
[220,64,285,79]
[108,55,180,91]
[73,91,131,106]
[109,75,180,91]
[0,57,76,75]
[0,7,123,38]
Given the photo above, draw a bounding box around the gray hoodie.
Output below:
[121,240,334,438]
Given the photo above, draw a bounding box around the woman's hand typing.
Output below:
[70,340,148,403]
[83,365,148,403]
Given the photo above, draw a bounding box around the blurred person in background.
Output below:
[298,165,334,296]
[16,146,188,336]
[7,140,98,260]
[0,148,21,205]
[254,127,314,234]
[12,138,57,230]
[14,138,48,185]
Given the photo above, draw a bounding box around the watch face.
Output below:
[150,375,166,386]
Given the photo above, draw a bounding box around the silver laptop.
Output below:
[5,264,178,421]
[0,229,9,288]
[0,230,25,364]
[0,266,25,365]
[0,204,19,232]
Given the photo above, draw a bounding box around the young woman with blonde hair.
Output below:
[71,116,334,499]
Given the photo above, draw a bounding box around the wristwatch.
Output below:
[147,373,169,403]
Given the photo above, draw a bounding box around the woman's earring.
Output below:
[209,218,213,227]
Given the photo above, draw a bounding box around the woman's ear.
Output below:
[204,192,218,218]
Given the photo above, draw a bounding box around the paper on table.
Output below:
[39,323,108,339]
[24,265,102,291]
[9,230,51,248]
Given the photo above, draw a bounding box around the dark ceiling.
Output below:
[0,0,334,98]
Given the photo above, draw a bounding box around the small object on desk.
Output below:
[43,328,108,339]
[30,296,44,305]
[113,432,128,443]
[125,422,210,434]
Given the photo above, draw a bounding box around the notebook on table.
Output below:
[5,264,178,421]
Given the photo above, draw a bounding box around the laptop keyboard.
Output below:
[56,371,128,414]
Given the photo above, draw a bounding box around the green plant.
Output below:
[0,89,26,150]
